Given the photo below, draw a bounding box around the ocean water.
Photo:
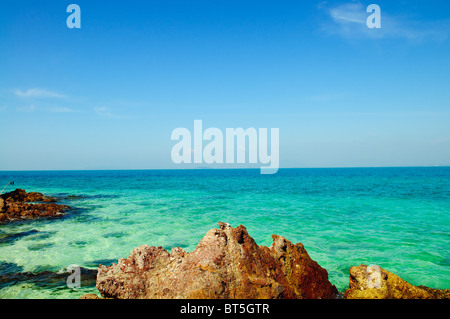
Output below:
[0,168,449,299]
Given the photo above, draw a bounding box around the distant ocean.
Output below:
[0,167,449,298]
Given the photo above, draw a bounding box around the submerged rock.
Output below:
[0,229,39,245]
[0,189,70,223]
[95,222,338,299]
[0,265,97,290]
[344,265,450,299]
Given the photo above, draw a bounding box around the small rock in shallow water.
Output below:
[0,189,70,223]
[0,189,56,203]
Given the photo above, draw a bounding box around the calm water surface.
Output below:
[0,168,449,298]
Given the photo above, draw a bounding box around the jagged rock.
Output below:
[0,189,69,223]
[344,265,450,299]
[95,222,337,299]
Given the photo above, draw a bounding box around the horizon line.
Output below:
[1,165,449,172]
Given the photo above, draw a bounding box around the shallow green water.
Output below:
[0,168,449,298]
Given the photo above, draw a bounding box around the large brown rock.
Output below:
[0,189,69,223]
[95,222,338,299]
[344,265,450,299]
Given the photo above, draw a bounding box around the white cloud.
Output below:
[320,1,450,41]
[94,106,123,119]
[329,2,366,24]
[15,88,66,98]
[13,105,79,114]
[50,107,77,113]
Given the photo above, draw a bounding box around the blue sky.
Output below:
[1,0,450,170]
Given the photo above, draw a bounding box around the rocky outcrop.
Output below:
[95,222,338,299]
[0,189,69,223]
[0,188,56,203]
[344,265,450,299]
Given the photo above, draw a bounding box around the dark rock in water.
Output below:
[94,222,338,299]
[63,194,119,200]
[0,261,24,275]
[64,195,86,200]
[344,265,450,299]
[103,231,127,239]
[0,189,70,223]
[0,265,97,290]
[27,242,55,251]
[0,229,39,245]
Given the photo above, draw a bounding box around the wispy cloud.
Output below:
[15,88,66,98]
[94,106,124,119]
[329,2,366,25]
[16,105,37,113]
[320,2,450,42]
[14,105,79,114]
[50,107,78,113]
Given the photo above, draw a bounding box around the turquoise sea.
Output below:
[0,168,449,298]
